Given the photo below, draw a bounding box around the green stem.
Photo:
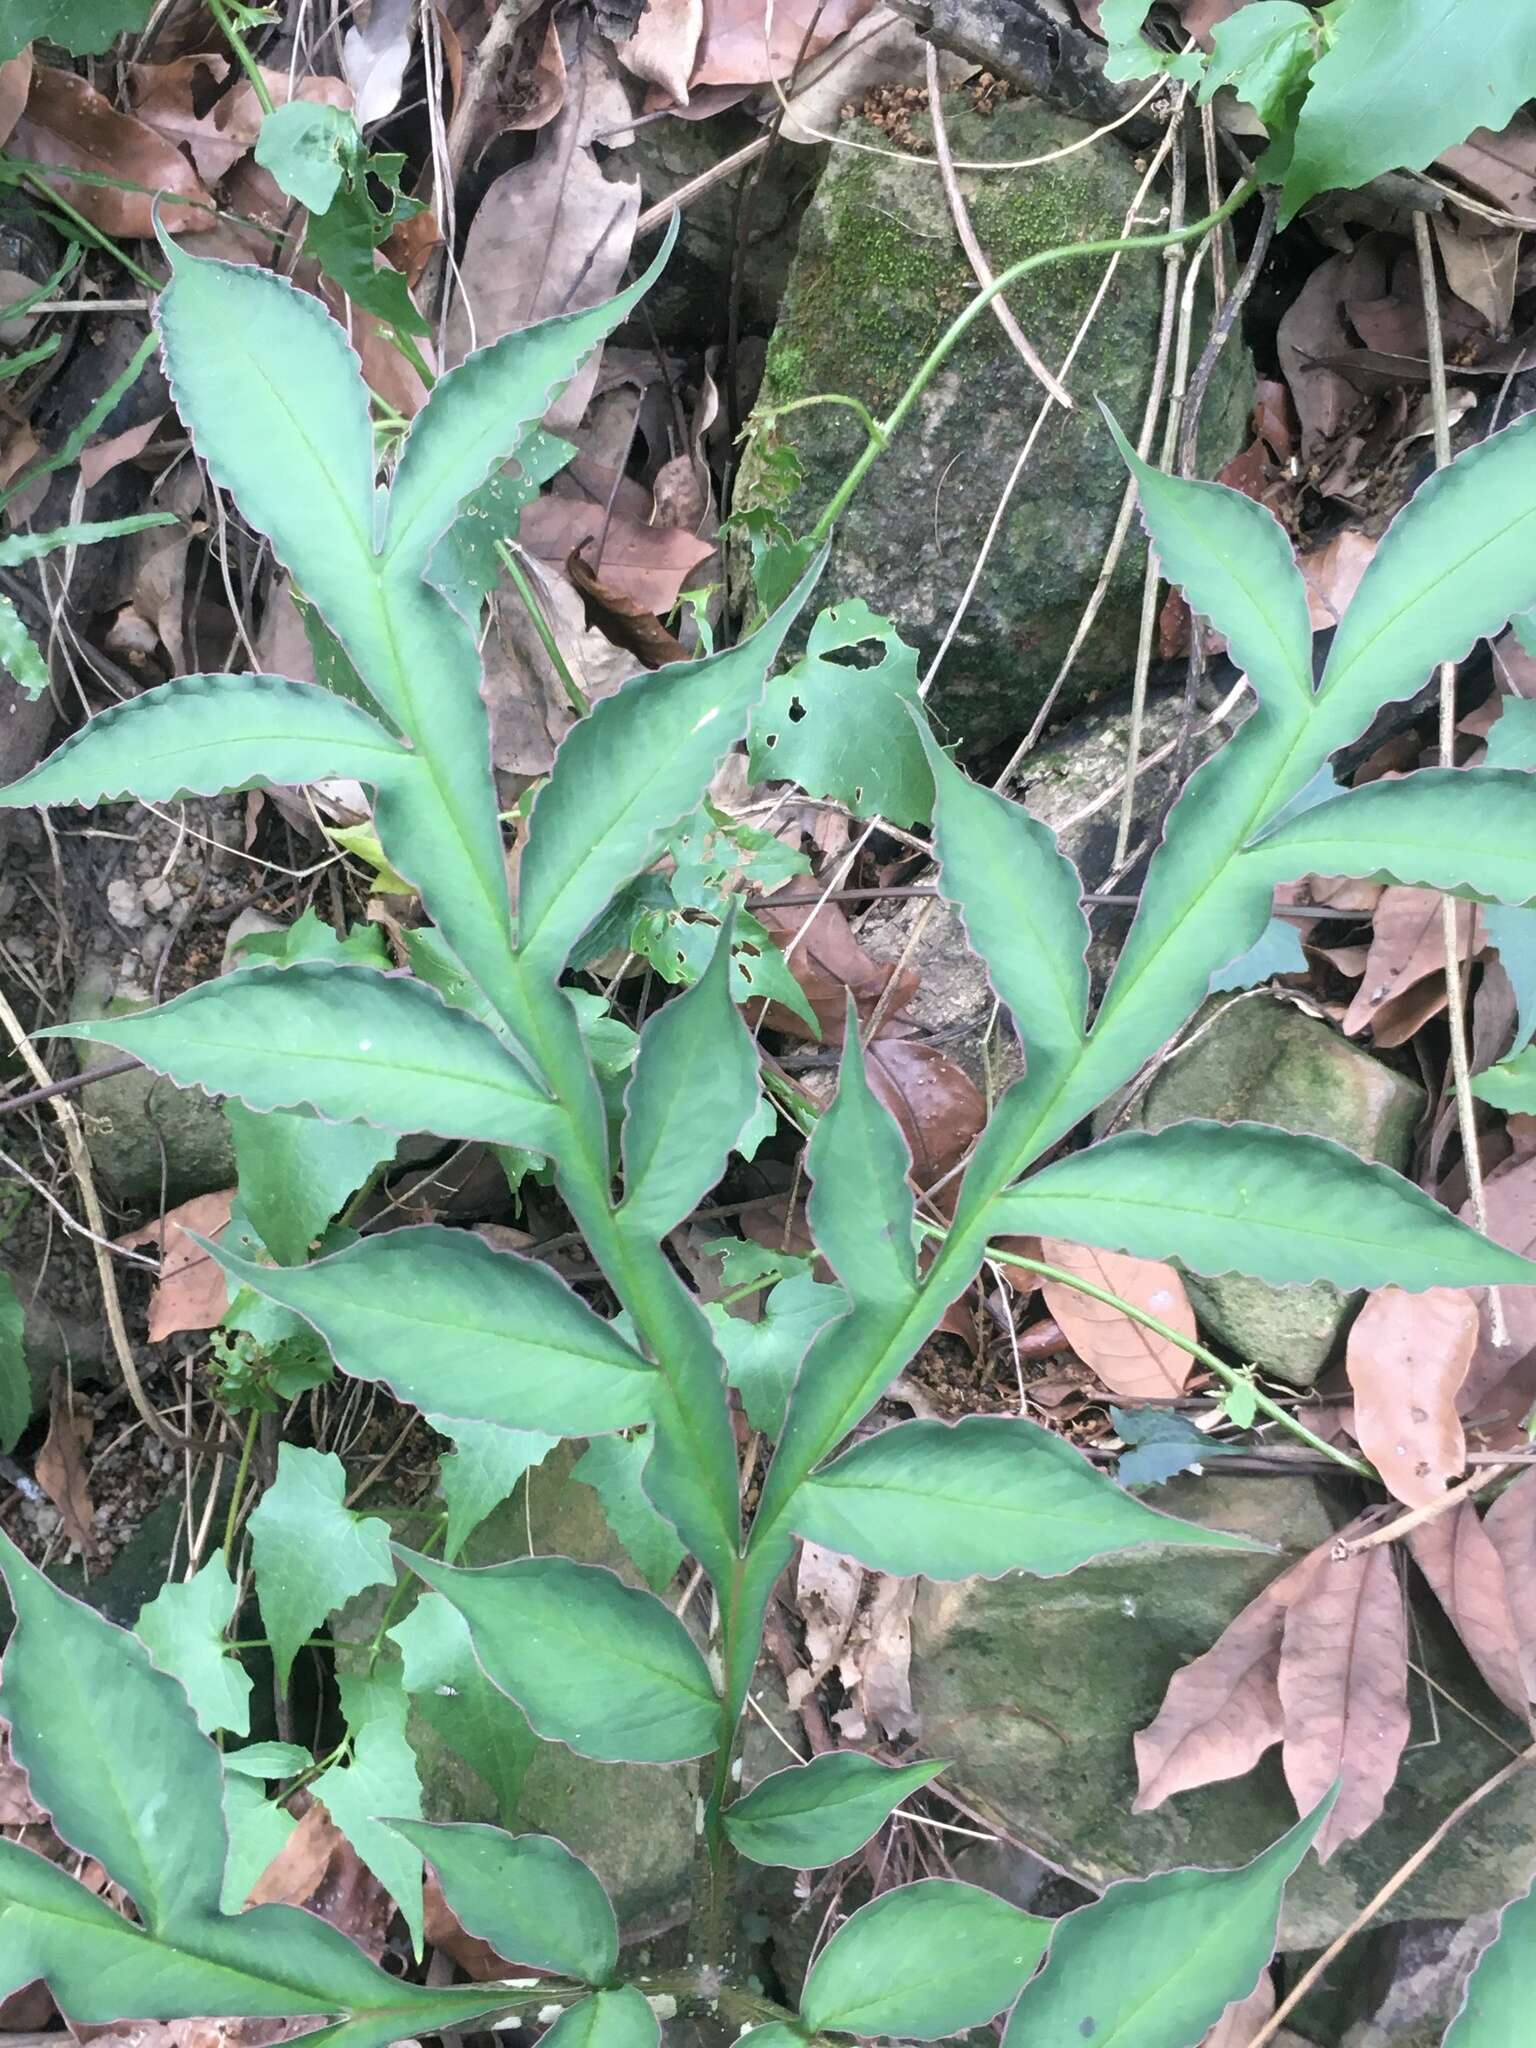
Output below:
[17,171,158,290]
[498,541,590,715]
[222,1408,261,1570]
[971,1237,1373,1478]
[809,178,1257,544]
[764,391,887,445]
[208,0,277,115]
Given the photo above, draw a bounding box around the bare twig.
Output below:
[0,1052,143,1115]
[1334,1462,1514,1558]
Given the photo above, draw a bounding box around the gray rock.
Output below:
[738,96,1252,754]
[908,1471,1536,1950]
[1335,1917,1498,2048]
[1108,995,1425,1386]
[70,963,236,1212]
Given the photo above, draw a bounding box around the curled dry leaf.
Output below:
[1345,1285,1478,1509]
[565,538,689,668]
[343,0,417,127]
[1298,528,1377,631]
[754,892,919,1042]
[118,1188,236,1342]
[1277,1538,1411,1862]
[867,1035,985,1191]
[1037,1239,1195,1402]
[1409,1503,1530,1719]
[1134,1561,1313,1810]
[793,1538,863,1690]
[36,1375,98,1558]
[618,0,705,105]
[128,59,352,186]
[1341,886,1479,1047]
[690,0,879,87]
[15,66,213,238]
[248,1799,395,1960]
[833,1571,918,1744]
[521,495,712,615]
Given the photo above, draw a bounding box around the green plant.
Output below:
[3,200,1536,2046]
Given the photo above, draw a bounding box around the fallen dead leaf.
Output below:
[0,1728,45,1827]
[343,0,417,126]
[520,494,711,618]
[1298,528,1377,631]
[127,59,351,186]
[78,413,167,492]
[1276,243,1388,462]
[564,537,689,668]
[834,1571,918,1744]
[1277,1538,1410,1861]
[1409,1503,1530,1718]
[618,0,704,104]
[1438,113,1536,218]
[424,1871,520,1978]
[117,1189,236,1341]
[867,1036,984,1191]
[247,1799,394,1959]
[793,1539,863,1692]
[1345,1286,1478,1508]
[1483,1466,1536,1702]
[0,50,30,149]
[15,66,213,238]
[1341,886,1477,1047]
[1199,1975,1277,2048]
[1038,1240,1195,1402]
[1432,216,1520,335]
[755,891,919,1042]
[690,0,878,86]
[36,1374,98,1558]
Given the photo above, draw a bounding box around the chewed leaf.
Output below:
[991,1121,1536,1291]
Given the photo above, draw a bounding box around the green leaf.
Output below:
[1474,1046,1536,1113]
[0,674,409,808]
[135,1555,252,1739]
[227,1102,393,1268]
[1003,1796,1335,2047]
[49,961,563,1154]
[0,1531,225,1929]
[0,0,152,59]
[247,1446,396,1690]
[1199,2,1318,133]
[1209,913,1307,992]
[0,595,47,697]
[800,1879,1049,2040]
[1444,1875,1536,2045]
[807,1015,916,1311]
[515,552,826,976]
[725,1753,945,1868]
[224,1743,313,1780]
[433,1417,554,1559]
[791,1416,1258,1578]
[1488,698,1536,773]
[383,221,677,581]
[991,1121,1536,1291]
[427,434,574,615]
[746,600,932,827]
[1247,769,1536,905]
[542,1987,658,2048]
[0,1271,26,1453]
[1313,414,1536,755]
[203,1225,657,1438]
[1280,0,1536,220]
[221,1776,296,1913]
[303,169,427,338]
[573,1432,685,1593]
[313,1668,424,1957]
[707,1268,846,1437]
[0,514,175,570]
[254,102,358,216]
[920,726,1089,1096]
[383,1822,618,1984]
[396,1550,719,1764]
[619,914,759,1238]
[389,1598,535,1821]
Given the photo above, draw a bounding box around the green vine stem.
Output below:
[497,540,591,715]
[208,0,277,117]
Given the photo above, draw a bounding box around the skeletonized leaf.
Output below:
[1408,1503,1529,1716]
[800,1879,1049,2040]
[1483,1467,1536,1701]
[1277,1544,1410,1862]
[396,1550,719,1763]
[0,673,408,809]
[48,962,563,1156]
[990,1121,1536,1291]
[790,1416,1259,1579]
[516,552,825,976]
[135,1554,252,1739]
[1039,1239,1195,1401]
[1134,1566,1307,1812]
[724,1753,944,1868]
[807,1011,917,1313]
[619,916,759,1239]
[248,1446,396,1691]
[1246,768,1536,906]
[1003,1798,1334,2048]
[383,1822,617,1983]
[1345,1285,1477,1508]
[920,726,1090,1097]
[1443,1874,1536,2046]
[202,1225,656,1438]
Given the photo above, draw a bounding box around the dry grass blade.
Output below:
[1344,1284,1478,1508]
[1039,1239,1195,1400]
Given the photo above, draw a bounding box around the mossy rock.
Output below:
[909,1472,1536,1950]
[738,96,1253,754]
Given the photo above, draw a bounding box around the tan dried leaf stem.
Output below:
[1333,1462,1514,1558]
[1248,1740,1536,2048]
[0,984,198,1454]
[923,42,1073,410]
[1413,205,1504,1346]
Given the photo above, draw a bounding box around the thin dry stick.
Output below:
[1248,1741,1536,2048]
[0,986,192,1454]
[924,43,1073,410]
[1413,207,1505,1347]
[1333,1461,1514,1558]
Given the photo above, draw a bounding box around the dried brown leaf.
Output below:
[1298,528,1376,631]
[794,1540,863,1688]
[1409,1502,1530,1718]
[423,1872,518,1979]
[0,1729,44,1827]
[1278,1541,1410,1861]
[342,0,416,127]
[1038,1240,1195,1401]
[127,59,351,186]
[246,1801,393,1959]
[1438,113,1536,217]
[1345,1286,1477,1508]
[1481,1466,1536,1702]
[118,1189,236,1342]
[519,499,711,618]
[834,1571,918,1744]
[754,892,919,1043]
[1432,217,1520,334]
[1341,886,1476,1045]
[1199,1976,1277,2048]
[15,67,213,238]
[36,1376,97,1558]
[1277,245,1387,461]
[691,0,878,87]
[0,50,30,150]
[618,0,704,104]
[867,1036,984,1191]
[1134,1565,1310,1809]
